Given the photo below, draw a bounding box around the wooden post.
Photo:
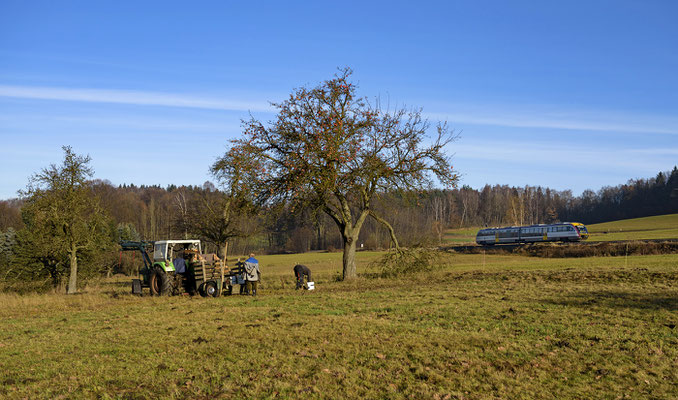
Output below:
[221,241,228,293]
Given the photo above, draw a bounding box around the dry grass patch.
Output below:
[1,252,676,399]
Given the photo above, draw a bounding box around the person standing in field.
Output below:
[293,264,312,290]
[244,253,260,296]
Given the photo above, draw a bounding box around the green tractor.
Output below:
[120,240,242,297]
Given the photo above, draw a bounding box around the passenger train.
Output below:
[476,222,589,245]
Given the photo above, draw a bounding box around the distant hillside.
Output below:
[587,214,678,242]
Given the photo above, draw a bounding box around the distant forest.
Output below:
[1,166,676,255]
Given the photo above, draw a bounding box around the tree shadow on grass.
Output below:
[544,289,678,311]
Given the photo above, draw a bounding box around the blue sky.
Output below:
[1,1,677,199]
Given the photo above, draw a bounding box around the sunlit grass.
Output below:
[1,252,676,399]
[442,227,478,244]
[588,214,678,241]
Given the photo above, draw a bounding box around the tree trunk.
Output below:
[67,243,78,294]
[342,235,357,280]
[219,242,228,261]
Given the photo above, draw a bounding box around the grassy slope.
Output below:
[1,252,677,399]
[587,213,678,241]
[443,228,479,244]
[443,214,678,244]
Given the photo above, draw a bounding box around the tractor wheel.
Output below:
[149,266,172,296]
[199,281,218,297]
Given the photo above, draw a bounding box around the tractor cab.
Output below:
[152,240,202,272]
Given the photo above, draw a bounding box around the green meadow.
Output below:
[1,249,677,399]
[587,214,678,242]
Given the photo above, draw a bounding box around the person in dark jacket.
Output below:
[293,264,312,290]
[173,255,187,274]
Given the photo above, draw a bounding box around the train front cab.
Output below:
[571,222,589,240]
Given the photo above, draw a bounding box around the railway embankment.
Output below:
[443,239,678,258]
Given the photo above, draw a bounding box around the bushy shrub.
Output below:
[373,247,443,278]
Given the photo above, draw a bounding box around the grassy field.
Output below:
[442,214,678,244]
[1,251,677,399]
[442,227,479,244]
[587,214,678,242]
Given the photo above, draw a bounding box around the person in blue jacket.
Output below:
[173,253,187,274]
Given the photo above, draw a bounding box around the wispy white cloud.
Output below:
[425,108,678,135]
[3,84,678,137]
[0,85,273,113]
[453,140,674,173]
[0,113,242,133]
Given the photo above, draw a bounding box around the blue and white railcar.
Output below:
[476,222,589,245]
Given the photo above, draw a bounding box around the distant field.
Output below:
[1,251,676,399]
[443,214,678,244]
[442,227,478,244]
[587,214,678,241]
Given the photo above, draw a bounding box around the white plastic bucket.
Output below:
[307,281,315,290]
